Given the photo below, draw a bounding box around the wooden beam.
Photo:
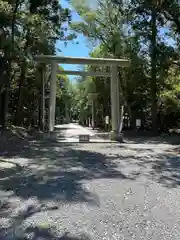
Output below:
[34,55,129,66]
[57,70,111,77]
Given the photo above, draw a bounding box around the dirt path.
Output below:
[0,125,180,239]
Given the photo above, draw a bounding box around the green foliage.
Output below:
[0,0,73,127]
[1,0,180,131]
[71,0,180,131]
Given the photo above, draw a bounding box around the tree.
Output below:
[57,69,70,122]
[0,0,72,128]
[71,0,180,133]
[128,0,179,132]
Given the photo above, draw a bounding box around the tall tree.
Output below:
[127,0,178,132]
[71,0,180,132]
[0,0,72,127]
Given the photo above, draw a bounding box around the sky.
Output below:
[56,0,90,81]
[57,0,175,81]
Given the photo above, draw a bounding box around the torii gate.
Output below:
[34,55,129,140]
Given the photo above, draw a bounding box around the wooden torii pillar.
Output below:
[34,56,129,141]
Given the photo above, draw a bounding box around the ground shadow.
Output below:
[123,134,180,145]
[0,201,91,239]
[87,140,180,188]
[0,137,180,239]
[0,159,23,180]
[0,141,130,206]
[150,152,180,188]
[22,227,91,240]
[108,146,180,188]
[132,146,180,188]
[0,141,130,239]
[1,138,180,202]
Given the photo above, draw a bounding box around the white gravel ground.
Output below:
[0,125,180,240]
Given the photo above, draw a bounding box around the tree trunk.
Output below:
[118,71,132,125]
[15,62,27,126]
[27,95,41,127]
[2,0,20,128]
[2,58,11,129]
[151,9,158,134]
[0,92,5,127]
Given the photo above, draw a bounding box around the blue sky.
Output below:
[57,0,175,81]
[56,0,90,81]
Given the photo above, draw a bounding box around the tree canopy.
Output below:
[0,0,72,127]
[69,0,180,132]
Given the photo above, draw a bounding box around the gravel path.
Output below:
[0,124,180,239]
